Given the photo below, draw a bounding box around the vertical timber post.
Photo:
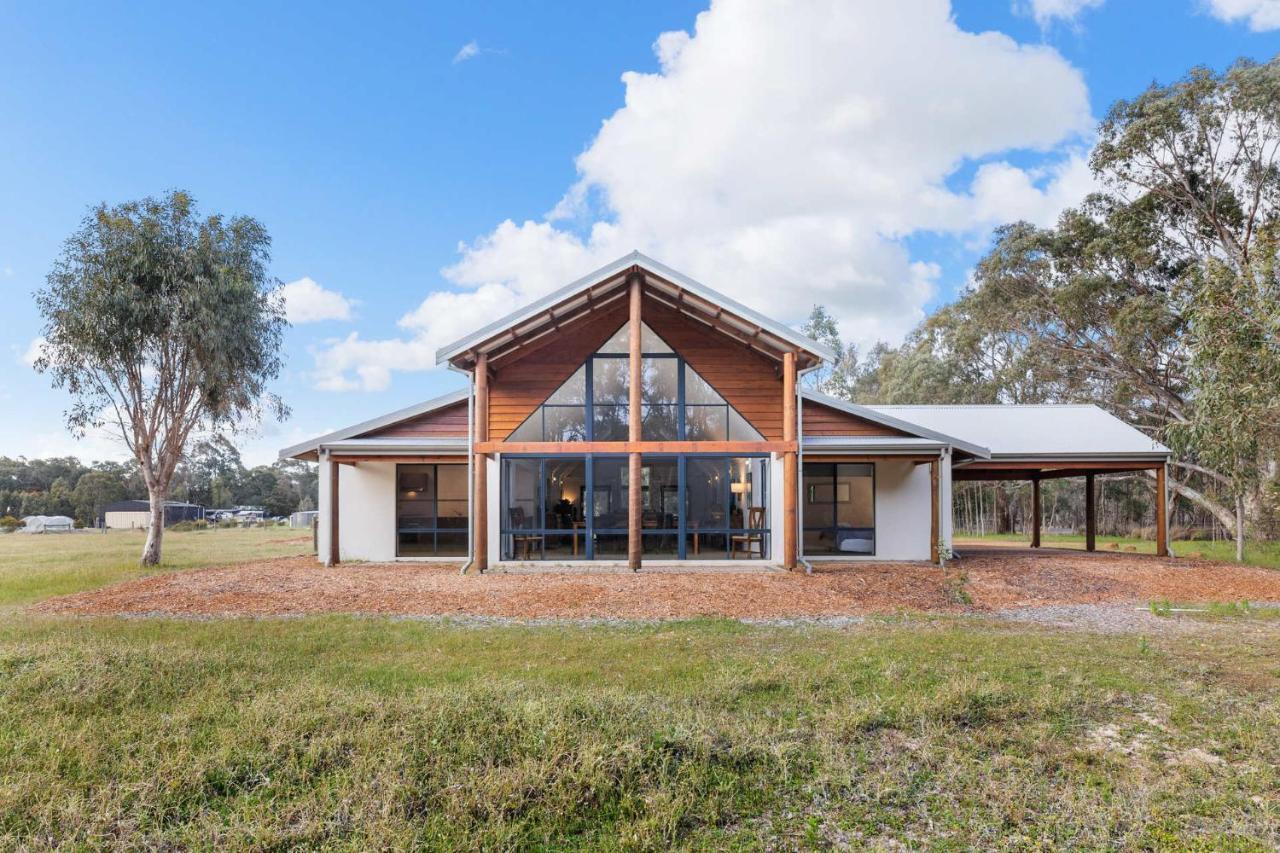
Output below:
[473,353,489,573]
[1155,463,1168,557]
[929,457,940,565]
[1030,477,1041,549]
[782,351,797,570]
[627,272,643,571]
[328,453,340,566]
[1085,473,1096,552]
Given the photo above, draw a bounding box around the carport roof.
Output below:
[868,404,1169,460]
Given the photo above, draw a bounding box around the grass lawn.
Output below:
[957,532,1280,570]
[2,531,1278,847]
[0,527,312,609]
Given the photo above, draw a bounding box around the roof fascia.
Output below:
[278,388,469,461]
[435,251,838,366]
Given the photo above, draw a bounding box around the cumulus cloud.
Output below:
[1017,0,1106,27]
[20,336,46,368]
[280,277,355,324]
[314,0,1095,391]
[1204,0,1280,30]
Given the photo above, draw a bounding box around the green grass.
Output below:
[2,616,1277,848]
[956,532,1280,569]
[1,530,1278,847]
[0,527,311,608]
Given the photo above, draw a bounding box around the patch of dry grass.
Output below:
[0,527,311,609]
[1,616,1276,848]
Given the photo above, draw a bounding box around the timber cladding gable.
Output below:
[359,401,468,439]
[484,291,787,442]
[801,399,910,438]
[486,300,629,442]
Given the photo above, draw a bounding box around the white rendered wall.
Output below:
[769,452,785,561]
[871,459,933,561]
[803,458,934,562]
[487,454,501,562]
[317,458,397,563]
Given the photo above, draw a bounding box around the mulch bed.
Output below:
[29,547,1280,620]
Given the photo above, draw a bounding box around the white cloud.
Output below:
[20,336,46,368]
[314,0,1094,391]
[280,277,355,324]
[453,40,480,63]
[1017,0,1106,27]
[969,152,1098,228]
[1204,0,1280,30]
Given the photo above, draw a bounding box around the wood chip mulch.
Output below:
[28,547,1280,620]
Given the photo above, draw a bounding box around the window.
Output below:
[500,454,768,561]
[803,463,875,556]
[507,321,764,442]
[396,464,468,557]
[499,457,588,560]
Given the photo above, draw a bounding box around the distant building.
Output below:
[18,515,75,533]
[102,500,205,529]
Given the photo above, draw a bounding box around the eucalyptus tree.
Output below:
[35,191,288,564]
[1093,57,1280,556]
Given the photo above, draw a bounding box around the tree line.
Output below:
[802,58,1280,558]
[0,438,317,527]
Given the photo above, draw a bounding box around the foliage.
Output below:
[798,305,860,397]
[34,190,288,565]
[0,516,23,532]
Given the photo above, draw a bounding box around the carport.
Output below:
[866,404,1173,557]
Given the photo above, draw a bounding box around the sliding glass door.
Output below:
[802,462,875,556]
[500,455,769,560]
[396,464,468,557]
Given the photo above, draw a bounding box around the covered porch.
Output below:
[952,458,1170,556]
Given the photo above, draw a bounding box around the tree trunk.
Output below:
[1235,494,1245,563]
[141,484,165,566]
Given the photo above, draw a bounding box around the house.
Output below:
[102,500,205,529]
[281,252,1171,570]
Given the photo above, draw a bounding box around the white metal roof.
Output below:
[868,404,1169,459]
[435,251,838,367]
[278,388,468,460]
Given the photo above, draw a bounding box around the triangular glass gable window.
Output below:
[507,321,764,442]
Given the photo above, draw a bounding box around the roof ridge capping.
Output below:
[434,250,839,367]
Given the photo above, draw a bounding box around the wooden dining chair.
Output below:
[730,507,767,559]
[508,507,544,559]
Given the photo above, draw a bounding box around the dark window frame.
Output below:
[801,462,876,557]
[499,453,769,561]
[511,340,761,442]
[395,463,468,558]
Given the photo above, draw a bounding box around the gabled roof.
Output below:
[801,390,991,458]
[278,388,468,461]
[436,251,837,371]
[868,404,1169,459]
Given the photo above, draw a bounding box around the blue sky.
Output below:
[1,0,1276,465]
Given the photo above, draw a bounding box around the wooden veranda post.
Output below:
[782,351,797,570]
[929,458,940,564]
[1030,477,1041,549]
[627,273,643,571]
[328,453,340,566]
[1155,463,1168,557]
[473,353,489,573]
[1084,473,1096,552]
